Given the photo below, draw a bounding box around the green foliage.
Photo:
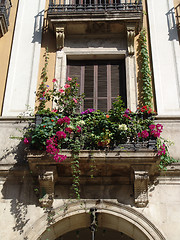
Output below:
[21,50,176,199]
[157,138,177,170]
[139,29,153,107]
[36,48,50,111]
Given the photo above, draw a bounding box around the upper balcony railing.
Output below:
[48,0,142,13]
[0,0,12,27]
[175,3,180,30]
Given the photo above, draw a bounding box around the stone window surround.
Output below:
[54,49,138,112]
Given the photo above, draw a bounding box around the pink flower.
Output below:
[57,118,64,125]
[59,88,64,93]
[68,77,72,81]
[137,130,149,139]
[63,116,70,124]
[52,109,57,113]
[52,78,57,82]
[156,124,163,132]
[137,132,141,138]
[64,84,70,89]
[56,131,66,139]
[57,116,70,125]
[149,124,156,130]
[77,126,81,133]
[73,98,78,103]
[54,154,67,162]
[123,114,131,120]
[158,144,166,156]
[65,127,73,133]
[24,137,29,144]
[141,130,149,138]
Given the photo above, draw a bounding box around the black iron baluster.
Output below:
[90,208,98,240]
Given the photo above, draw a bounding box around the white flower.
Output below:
[118,124,128,131]
[77,120,85,126]
[68,125,75,130]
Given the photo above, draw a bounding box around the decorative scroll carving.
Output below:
[38,168,57,208]
[56,27,65,50]
[133,168,149,207]
[126,24,136,55]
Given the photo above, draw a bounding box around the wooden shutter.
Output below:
[67,59,126,112]
[98,63,107,111]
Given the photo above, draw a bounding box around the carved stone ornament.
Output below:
[56,27,65,50]
[126,24,136,55]
[38,167,57,208]
[133,168,149,208]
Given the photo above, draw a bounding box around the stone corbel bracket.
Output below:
[132,165,150,208]
[55,26,65,50]
[38,166,58,208]
[126,23,136,55]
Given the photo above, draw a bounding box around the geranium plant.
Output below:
[22,50,176,199]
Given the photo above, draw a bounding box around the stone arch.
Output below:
[24,200,166,240]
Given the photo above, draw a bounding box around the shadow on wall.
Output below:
[166,7,179,41]
[0,122,38,235]
[41,11,56,53]
[32,10,45,44]
[32,9,56,50]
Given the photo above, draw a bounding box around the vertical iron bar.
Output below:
[92,230,95,240]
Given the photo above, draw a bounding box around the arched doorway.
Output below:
[24,200,166,240]
[56,227,133,240]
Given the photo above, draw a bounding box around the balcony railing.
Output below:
[0,0,11,26]
[48,0,142,13]
[175,3,180,30]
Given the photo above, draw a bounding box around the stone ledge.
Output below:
[27,149,160,208]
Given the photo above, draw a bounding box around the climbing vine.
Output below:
[139,29,153,107]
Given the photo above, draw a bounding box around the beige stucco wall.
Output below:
[0,0,19,115]
[36,0,56,111]
[174,0,180,7]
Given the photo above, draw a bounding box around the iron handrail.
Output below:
[48,0,142,13]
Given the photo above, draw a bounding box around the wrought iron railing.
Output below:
[175,3,180,30]
[48,0,142,13]
[0,0,12,26]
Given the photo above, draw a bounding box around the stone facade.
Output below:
[0,0,180,239]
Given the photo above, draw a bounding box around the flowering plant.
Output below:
[22,50,175,198]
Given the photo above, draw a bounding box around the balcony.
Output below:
[175,3,180,30]
[47,0,143,43]
[48,0,142,14]
[0,0,12,37]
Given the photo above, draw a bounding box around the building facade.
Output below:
[0,0,180,239]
